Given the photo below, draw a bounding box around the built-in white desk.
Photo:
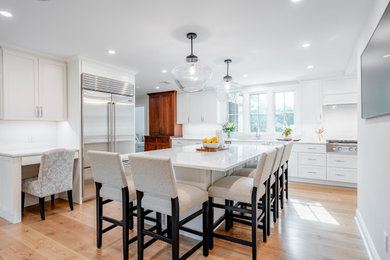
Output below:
[0,146,80,223]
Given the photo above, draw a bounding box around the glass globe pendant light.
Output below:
[216,59,241,102]
[171,32,212,92]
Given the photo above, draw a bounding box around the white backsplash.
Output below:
[0,121,58,147]
[322,105,357,140]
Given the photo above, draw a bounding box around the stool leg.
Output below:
[156,212,162,235]
[51,194,55,206]
[129,201,134,230]
[262,194,267,243]
[225,200,230,231]
[136,191,144,260]
[96,183,103,248]
[275,171,279,219]
[122,187,129,260]
[273,177,277,223]
[39,197,45,220]
[67,190,73,211]
[266,181,271,236]
[285,162,289,200]
[208,197,214,250]
[280,167,284,210]
[171,198,180,260]
[251,191,258,260]
[167,216,172,239]
[202,201,209,257]
[21,192,25,214]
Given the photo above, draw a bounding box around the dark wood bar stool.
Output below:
[208,149,276,260]
[129,154,209,260]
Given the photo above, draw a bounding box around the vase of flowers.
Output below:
[281,121,293,140]
[223,122,236,139]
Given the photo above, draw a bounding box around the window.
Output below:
[249,93,267,132]
[275,91,294,132]
[227,95,243,132]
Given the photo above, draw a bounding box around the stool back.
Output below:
[88,151,128,188]
[128,154,178,199]
[252,148,277,188]
[38,149,75,194]
[280,141,294,166]
[272,145,285,173]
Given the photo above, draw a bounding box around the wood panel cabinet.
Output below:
[148,91,182,137]
[1,48,67,121]
[144,136,171,151]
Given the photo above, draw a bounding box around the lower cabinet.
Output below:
[327,167,357,183]
[298,166,327,180]
[144,136,172,151]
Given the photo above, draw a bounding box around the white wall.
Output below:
[355,1,390,259]
[323,105,357,140]
[135,96,149,136]
[135,106,145,135]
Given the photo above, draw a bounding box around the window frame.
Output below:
[249,91,268,133]
[274,90,295,132]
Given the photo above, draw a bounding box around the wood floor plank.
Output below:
[0,183,368,259]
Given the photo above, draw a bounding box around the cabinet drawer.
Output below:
[157,144,171,150]
[293,144,326,153]
[327,154,357,169]
[298,166,326,180]
[327,168,357,183]
[172,140,187,146]
[299,153,326,166]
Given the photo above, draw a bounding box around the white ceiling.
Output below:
[0,0,372,96]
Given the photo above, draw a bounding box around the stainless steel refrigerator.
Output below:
[81,73,135,201]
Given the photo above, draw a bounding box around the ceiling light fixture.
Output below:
[291,0,301,3]
[216,59,241,102]
[0,11,12,17]
[161,69,167,73]
[243,74,248,78]
[107,49,116,55]
[171,32,212,92]
[156,86,160,89]
[307,65,314,69]
[383,54,390,58]
[302,43,311,48]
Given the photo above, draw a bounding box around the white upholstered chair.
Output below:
[207,148,277,260]
[279,141,294,205]
[232,145,284,233]
[89,151,142,260]
[128,154,209,260]
[21,149,75,221]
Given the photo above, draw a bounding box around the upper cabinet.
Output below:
[322,78,358,105]
[1,48,67,121]
[148,91,182,136]
[177,90,223,124]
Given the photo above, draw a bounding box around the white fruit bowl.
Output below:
[203,143,219,148]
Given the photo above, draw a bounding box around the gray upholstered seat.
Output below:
[100,175,136,202]
[22,149,75,198]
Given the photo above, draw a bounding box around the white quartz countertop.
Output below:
[122,144,276,172]
[0,145,79,158]
[171,137,325,145]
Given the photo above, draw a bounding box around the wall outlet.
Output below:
[385,231,389,254]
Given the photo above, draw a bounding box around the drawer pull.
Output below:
[307,147,317,150]
[307,158,317,161]
[307,171,317,174]
[335,173,345,176]
[334,160,345,163]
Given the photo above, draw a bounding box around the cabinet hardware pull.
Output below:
[335,174,345,176]
[35,106,39,117]
[40,106,43,117]
[335,160,345,163]
[307,171,317,174]
[307,158,316,161]
[307,148,316,150]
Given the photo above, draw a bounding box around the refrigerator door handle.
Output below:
[113,102,117,152]
[107,102,112,152]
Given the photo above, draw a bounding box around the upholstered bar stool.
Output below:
[22,149,75,220]
[232,145,284,234]
[279,142,294,207]
[128,154,209,260]
[208,149,276,260]
[89,151,150,260]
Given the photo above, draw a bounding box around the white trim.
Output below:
[289,177,357,188]
[355,209,381,260]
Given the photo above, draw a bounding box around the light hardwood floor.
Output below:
[0,183,368,260]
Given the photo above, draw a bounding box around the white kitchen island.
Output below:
[123,143,276,236]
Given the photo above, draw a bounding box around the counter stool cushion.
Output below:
[231,168,255,178]
[208,176,265,204]
[100,176,136,202]
[141,183,208,216]
[245,163,258,169]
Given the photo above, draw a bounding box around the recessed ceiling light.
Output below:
[253,81,257,84]
[307,65,314,69]
[243,74,248,78]
[383,54,390,58]
[107,49,116,55]
[156,86,160,89]
[302,43,311,48]
[0,11,12,17]
[136,85,140,89]
[292,0,301,2]
[161,69,167,73]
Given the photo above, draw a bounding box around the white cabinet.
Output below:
[1,48,67,121]
[177,91,221,124]
[322,78,358,105]
[327,168,357,183]
[327,154,357,169]
[288,151,298,177]
[298,153,326,167]
[38,59,67,120]
[299,166,326,180]
[2,50,38,120]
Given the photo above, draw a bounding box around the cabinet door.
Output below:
[149,95,161,135]
[189,92,202,123]
[177,93,190,124]
[160,93,174,136]
[38,59,67,120]
[2,50,38,120]
[201,91,218,123]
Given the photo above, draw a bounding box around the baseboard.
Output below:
[355,209,381,260]
[289,177,357,188]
